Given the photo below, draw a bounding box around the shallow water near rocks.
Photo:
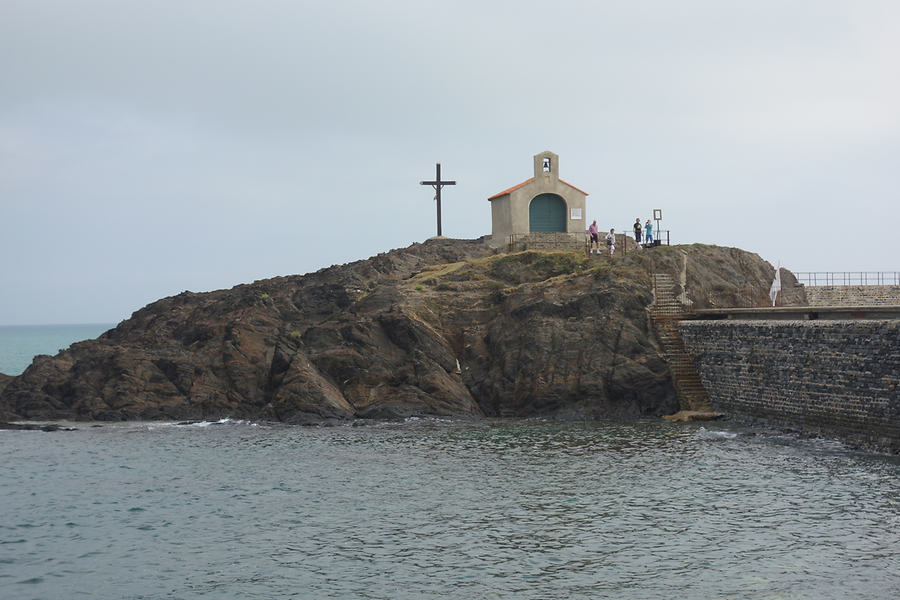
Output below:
[2,419,899,599]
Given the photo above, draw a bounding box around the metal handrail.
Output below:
[794,272,900,287]
[509,229,673,255]
[621,229,671,255]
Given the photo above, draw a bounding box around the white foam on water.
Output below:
[695,426,738,440]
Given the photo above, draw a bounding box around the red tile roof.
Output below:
[487,178,589,201]
[487,178,534,200]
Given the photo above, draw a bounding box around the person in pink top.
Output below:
[588,220,600,253]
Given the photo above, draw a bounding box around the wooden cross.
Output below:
[419,162,456,237]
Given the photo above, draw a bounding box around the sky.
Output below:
[1,0,898,326]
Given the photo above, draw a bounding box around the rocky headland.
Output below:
[0,239,791,424]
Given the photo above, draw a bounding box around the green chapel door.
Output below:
[529,194,567,232]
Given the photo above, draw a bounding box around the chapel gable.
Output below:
[485,151,589,250]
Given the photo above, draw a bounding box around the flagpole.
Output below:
[770,262,782,307]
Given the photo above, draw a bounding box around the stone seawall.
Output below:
[806,285,900,307]
[679,320,900,452]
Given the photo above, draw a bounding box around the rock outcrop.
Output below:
[0,239,789,424]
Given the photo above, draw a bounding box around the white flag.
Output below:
[769,265,781,306]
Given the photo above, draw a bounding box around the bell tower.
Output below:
[533,150,559,184]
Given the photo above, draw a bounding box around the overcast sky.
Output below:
[2,0,898,325]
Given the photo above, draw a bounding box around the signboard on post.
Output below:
[653,209,662,244]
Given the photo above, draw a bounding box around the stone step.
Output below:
[675,380,707,392]
[651,274,686,319]
[650,272,717,414]
[680,388,709,395]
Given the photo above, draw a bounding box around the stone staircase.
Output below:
[650,274,716,413]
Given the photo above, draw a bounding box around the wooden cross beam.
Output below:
[419,162,456,237]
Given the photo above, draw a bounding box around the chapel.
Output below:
[484,151,588,249]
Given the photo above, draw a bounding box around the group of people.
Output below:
[587,218,654,256]
[632,218,654,248]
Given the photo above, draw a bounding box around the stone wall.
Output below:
[680,319,900,452]
[806,285,900,307]
[509,232,584,252]
[507,232,645,253]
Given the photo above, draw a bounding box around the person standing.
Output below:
[588,220,600,253]
[606,228,616,256]
[633,218,643,249]
[645,219,653,244]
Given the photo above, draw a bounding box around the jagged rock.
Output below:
[0,239,785,424]
[662,411,725,422]
[0,422,76,431]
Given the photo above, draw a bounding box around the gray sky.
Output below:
[2,0,898,325]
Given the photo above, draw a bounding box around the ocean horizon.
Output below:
[0,324,115,376]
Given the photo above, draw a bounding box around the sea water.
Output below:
[0,324,114,376]
[2,418,899,599]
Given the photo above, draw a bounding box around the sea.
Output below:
[0,324,115,376]
[2,328,900,599]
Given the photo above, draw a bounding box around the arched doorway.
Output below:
[529,193,567,232]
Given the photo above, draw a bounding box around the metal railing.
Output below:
[642,229,670,246]
[682,287,773,310]
[507,232,584,252]
[508,229,672,255]
[794,272,900,287]
[620,229,670,256]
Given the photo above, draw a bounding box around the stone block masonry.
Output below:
[806,285,900,307]
[679,320,900,453]
[509,232,583,252]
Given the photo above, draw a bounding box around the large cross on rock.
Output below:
[420,163,456,237]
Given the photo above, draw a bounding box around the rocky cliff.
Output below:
[0,239,790,424]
